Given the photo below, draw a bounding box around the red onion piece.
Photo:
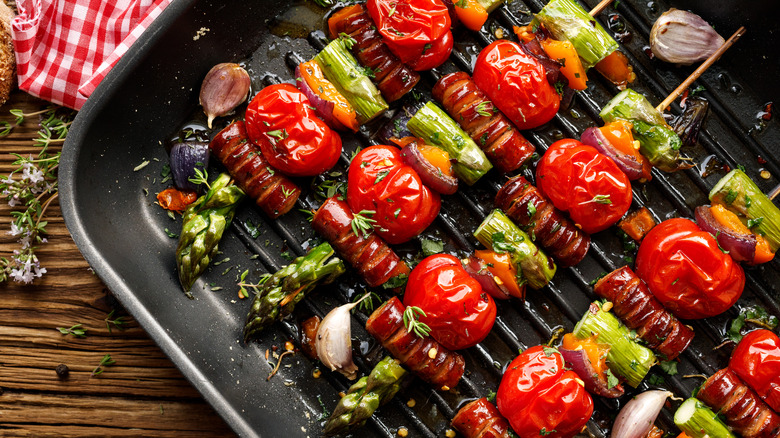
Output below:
[294,64,345,132]
[462,255,511,300]
[580,127,644,180]
[170,141,209,192]
[694,205,756,263]
[559,347,624,398]
[378,102,424,144]
[400,142,458,195]
[611,390,671,438]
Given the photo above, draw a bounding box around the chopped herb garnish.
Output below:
[374,170,390,184]
[659,360,678,375]
[420,238,444,256]
[351,210,377,238]
[606,368,619,388]
[475,101,492,117]
[590,194,612,204]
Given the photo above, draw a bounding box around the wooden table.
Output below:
[0,91,235,437]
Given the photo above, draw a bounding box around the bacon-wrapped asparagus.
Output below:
[451,398,512,438]
[209,121,300,219]
[366,297,464,389]
[495,175,590,267]
[311,197,410,288]
[328,4,419,103]
[432,72,535,173]
[697,368,780,438]
[593,266,694,360]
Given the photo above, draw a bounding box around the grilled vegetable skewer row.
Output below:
[209,121,300,218]
[243,242,346,341]
[432,71,535,173]
[312,197,410,288]
[365,296,465,390]
[495,175,590,267]
[593,266,694,360]
[328,4,419,103]
[696,368,780,438]
[451,397,512,438]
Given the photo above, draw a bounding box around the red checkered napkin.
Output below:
[11,0,172,110]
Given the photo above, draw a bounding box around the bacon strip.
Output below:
[311,197,410,288]
[209,121,300,218]
[495,175,590,267]
[432,71,535,173]
[366,297,464,389]
[593,266,694,360]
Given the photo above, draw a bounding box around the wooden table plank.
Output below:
[0,91,235,436]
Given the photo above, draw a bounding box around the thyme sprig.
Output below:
[105,309,128,333]
[0,106,76,284]
[57,324,87,338]
[351,210,376,238]
[402,306,431,338]
[91,354,116,377]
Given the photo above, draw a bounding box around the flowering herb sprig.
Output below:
[0,106,75,284]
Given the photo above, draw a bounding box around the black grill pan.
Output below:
[60,0,780,437]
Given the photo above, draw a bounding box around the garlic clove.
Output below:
[649,9,725,65]
[199,63,251,128]
[314,293,371,380]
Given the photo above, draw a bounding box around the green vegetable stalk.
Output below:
[243,242,345,341]
[573,302,656,387]
[535,0,619,69]
[601,89,689,172]
[314,37,388,124]
[177,173,245,295]
[476,0,504,13]
[473,209,556,290]
[407,101,493,185]
[323,356,407,436]
[674,398,736,438]
[709,169,780,252]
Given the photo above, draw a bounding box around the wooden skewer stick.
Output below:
[589,0,615,16]
[656,26,746,112]
[767,183,780,201]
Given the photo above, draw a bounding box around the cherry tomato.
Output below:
[367,0,452,70]
[635,218,745,319]
[497,346,594,438]
[245,84,341,177]
[729,329,780,412]
[348,145,440,244]
[536,139,632,234]
[473,40,560,130]
[403,254,496,350]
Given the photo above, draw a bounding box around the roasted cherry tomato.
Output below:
[157,187,197,213]
[348,145,440,244]
[245,84,341,177]
[635,218,745,319]
[403,254,496,350]
[367,0,453,70]
[536,139,632,234]
[497,346,594,438]
[473,40,560,130]
[729,329,780,412]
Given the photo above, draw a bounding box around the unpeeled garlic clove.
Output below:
[199,63,250,128]
[314,293,370,380]
[650,9,725,65]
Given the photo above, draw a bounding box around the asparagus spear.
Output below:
[407,101,493,185]
[601,89,689,172]
[177,172,245,296]
[535,0,619,69]
[674,398,736,438]
[573,302,656,388]
[323,356,407,436]
[473,209,556,290]
[709,169,780,252]
[314,36,388,125]
[243,242,345,342]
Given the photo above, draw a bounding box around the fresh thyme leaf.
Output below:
[91,354,116,377]
[590,194,612,204]
[105,309,127,334]
[420,238,444,256]
[475,101,492,117]
[403,306,431,338]
[351,210,377,238]
[57,324,87,338]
